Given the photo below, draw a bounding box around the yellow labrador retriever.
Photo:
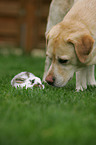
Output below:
[43,0,96,91]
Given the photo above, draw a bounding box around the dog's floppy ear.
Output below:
[67,35,94,63]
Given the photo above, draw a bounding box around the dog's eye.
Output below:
[58,58,68,64]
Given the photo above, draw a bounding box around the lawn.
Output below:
[0,55,96,145]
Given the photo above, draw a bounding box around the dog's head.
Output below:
[45,23,94,87]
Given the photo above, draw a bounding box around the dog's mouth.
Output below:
[47,77,73,87]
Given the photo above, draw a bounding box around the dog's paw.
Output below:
[88,81,96,87]
[76,85,87,92]
[76,86,84,92]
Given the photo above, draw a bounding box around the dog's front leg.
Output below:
[76,68,87,92]
[42,56,51,82]
[76,65,96,91]
[87,65,96,86]
[46,0,74,34]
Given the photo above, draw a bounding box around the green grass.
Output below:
[0,55,96,145]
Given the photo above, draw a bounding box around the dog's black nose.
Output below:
[45,75,55,86]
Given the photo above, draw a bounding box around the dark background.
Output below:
[0,0,51,53]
